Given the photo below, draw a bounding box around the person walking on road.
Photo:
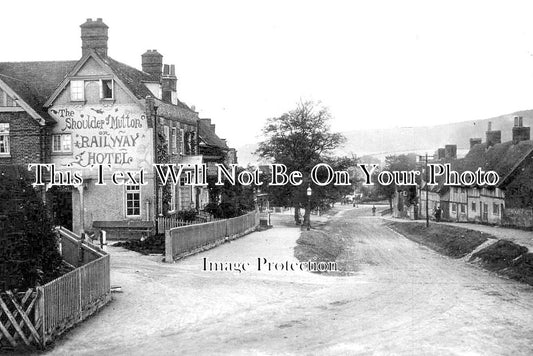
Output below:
[435,206,442,222]
[372,205,376,216]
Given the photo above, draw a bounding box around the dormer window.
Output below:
[100,79,114,99]
[70,80,85,101]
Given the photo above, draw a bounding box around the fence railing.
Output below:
[0,228,111,350]
[165,211,259,262]
[40,253,110,344]
[156,214,222,233]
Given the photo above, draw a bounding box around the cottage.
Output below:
[418,119,532,226]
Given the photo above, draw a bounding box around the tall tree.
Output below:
[256,101,347,224]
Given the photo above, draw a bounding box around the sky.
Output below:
[3,0,533,148]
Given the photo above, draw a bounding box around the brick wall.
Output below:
[502,208,533,229]
[0,112,45,166]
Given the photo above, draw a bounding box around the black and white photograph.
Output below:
[0,1,532,355]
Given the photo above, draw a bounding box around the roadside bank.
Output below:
[387,220,533,286]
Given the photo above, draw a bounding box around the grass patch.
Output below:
[114,234,164,255]
[471,240,533,285]
[386,221,490,258]
[294,226,353,274]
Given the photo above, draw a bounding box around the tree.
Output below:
[374,154,418,210]
[256,101,348,224]
[205,166,256,219]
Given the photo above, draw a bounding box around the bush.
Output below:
[0,165,62,290]
[175,209,198,222]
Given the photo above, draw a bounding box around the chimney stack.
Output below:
[141,50,163,79]
[469,138,482,149]
[161,63,177,104]
[512,116,530,143]
[80,18,109,57]
[436,148,446,160]
[444,144,457,159]
[486,121,501,147]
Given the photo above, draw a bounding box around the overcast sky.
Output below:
[3,1,533,147]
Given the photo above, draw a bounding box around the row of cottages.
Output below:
[418,119,533,228]
[0,18,236,239]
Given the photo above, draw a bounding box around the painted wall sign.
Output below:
[49,105,153,171]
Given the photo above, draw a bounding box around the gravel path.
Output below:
[47,206,533,355]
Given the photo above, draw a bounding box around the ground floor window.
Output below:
[471,201,476,212]
[460,204,465,213]
[125,185,141,217]
[52,133,72,153]
[451,203,457,213]
[493,203,500,215]
[0,123,9,154]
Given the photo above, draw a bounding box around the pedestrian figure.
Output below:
[372,205,376,216]
[435,206,442,222]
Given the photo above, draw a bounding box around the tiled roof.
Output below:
[103,56,157,100]
[433,140,533,192]
[0,55,198,125]
[102,55,197,116]
[457,140,533,183]
[0,61,77,124]
[198,120,229,149]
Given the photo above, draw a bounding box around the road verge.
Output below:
[387,221,533,286]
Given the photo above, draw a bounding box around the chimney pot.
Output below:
[488,121,492,131]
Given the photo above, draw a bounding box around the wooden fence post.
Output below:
[35,286,46,348]
[164,230,173,263]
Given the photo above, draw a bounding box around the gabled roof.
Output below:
[43,51,198,121]
[198,119,229,150]
[0,61,76,124]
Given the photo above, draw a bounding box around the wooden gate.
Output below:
[0,289,43,349]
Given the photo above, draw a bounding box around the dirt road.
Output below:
[48,206,533,355]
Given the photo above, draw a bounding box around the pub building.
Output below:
[0,18,234,240]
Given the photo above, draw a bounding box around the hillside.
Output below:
[237,109,533,166]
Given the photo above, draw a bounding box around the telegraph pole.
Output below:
[418,153,434,228]
[425,153,429,227]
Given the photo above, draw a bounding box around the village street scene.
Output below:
[1,1,533,355]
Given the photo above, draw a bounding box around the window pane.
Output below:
[102,80,113,99]
[70,80,84,101]
[53,135,61,151]
[0,135,8,153]
[62,135,71,151]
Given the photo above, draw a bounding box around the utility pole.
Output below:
[152,101,159,235]
[418,153,434,228]
[425,153,429,227]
